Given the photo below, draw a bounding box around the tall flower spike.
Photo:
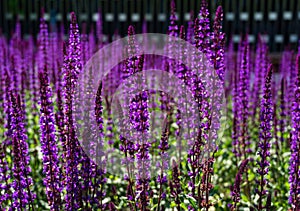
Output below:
[0,143,11,206]
[211,6,225,81]
[10,93,35,210]
[195,0,210,54]
[93,82,107,209]
[118,99,136,209]
[251,37,264,120]
[56,45,67,189]
[0,38,6,105]
[224,37,234,98]
[95,82,104,159]
[279,78,287,145]
[29,39,39,114]
[19,42,28,119]
[123,25,151,210]
[232,73,241,159]
[49,32,59,88]
[123,25,139,78]
[63,12,82,210]
[118,29,138,207]
[78,29,96,209]
[55,83,66,184]
[188,30,209,198]
[9,52,20,94]
[238,42,251,159]
[176,26,188,163]
[287,51,295,120]
[157,118,170,209]
[38,18,49,77]
[38,18,62,211]
[229,159,249,210]
[132,58,151,210]
[177,25,189,83]
[288,54,300,209]
[256,64,273,210]
[3,62,13,145]
[39,70,62,211]
[168,0,178,37]
[167,0,178,74]
[170,160,181,210]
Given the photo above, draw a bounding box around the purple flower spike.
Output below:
[123,25,139,79]
[229,159,249,210]
[177,25,190,85]
[38,18,62,211]
[251,37,265,119]
[211,6,225,81]
[167,0,179,74]
[0,143,11,206]
[256,64,273,210]
[288,54,300,209]
[133,80,151,210]
[63,12,82,211]
[170,160,181,210]
[238,42,251,158]
[168,0,178,38]
[39,70,62,211]
[3,69,13,144]
[93,82,107,209]
[10,93,35,210]
[279,78,287,145]
[195,0,210,54]
[232,73,241,158]
[157,118,170,209]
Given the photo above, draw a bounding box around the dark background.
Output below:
[0,0,299,52]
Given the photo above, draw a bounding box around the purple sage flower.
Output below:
[38,18,62,210]
[288,54,300,209]
[229,159,249,210]
[256,64,273,210]
[10,93,35,210]
[63,12,82,210]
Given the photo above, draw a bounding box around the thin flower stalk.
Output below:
[256,64,273,210]
[288,54,300,209]
[63,12,82,210]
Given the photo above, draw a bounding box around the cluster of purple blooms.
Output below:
[0,0,299,210]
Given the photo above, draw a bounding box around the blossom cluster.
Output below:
[0,1,299,210]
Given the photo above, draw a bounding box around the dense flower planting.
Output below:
[0,1,300,210]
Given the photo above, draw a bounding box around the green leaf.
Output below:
[151,204,158,210]
[241,194,249,202]
[180,202,188,210]
[185,194,197,209]
[170,201,177,208]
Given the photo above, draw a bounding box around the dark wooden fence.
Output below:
[0,0,299,52]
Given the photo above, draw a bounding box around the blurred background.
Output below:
[0,0,299,52]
